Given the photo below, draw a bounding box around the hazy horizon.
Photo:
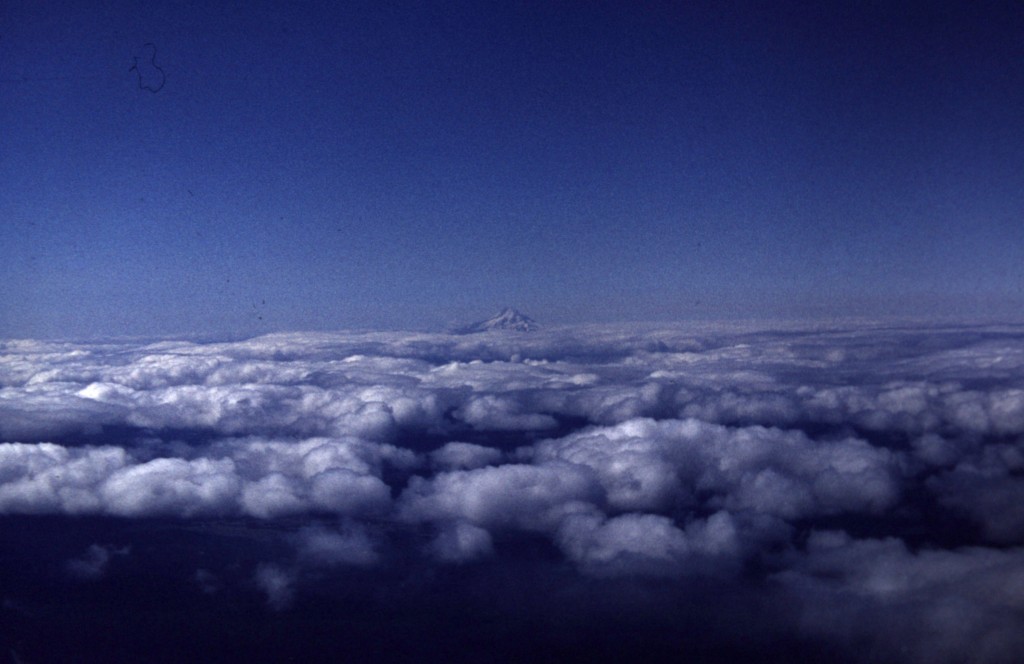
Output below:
[8,302,1024,345]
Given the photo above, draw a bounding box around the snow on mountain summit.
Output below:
[453,307,539,334]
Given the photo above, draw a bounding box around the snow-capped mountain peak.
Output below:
[454,307,539,334]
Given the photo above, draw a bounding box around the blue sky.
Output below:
[2,1,1023,338]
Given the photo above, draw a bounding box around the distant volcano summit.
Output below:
[453,307,539,334]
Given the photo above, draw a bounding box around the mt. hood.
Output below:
[453,307,539,334]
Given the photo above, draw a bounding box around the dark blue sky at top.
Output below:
[2,1,1023,338]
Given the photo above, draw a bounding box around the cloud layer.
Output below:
[2,322,1023,662]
